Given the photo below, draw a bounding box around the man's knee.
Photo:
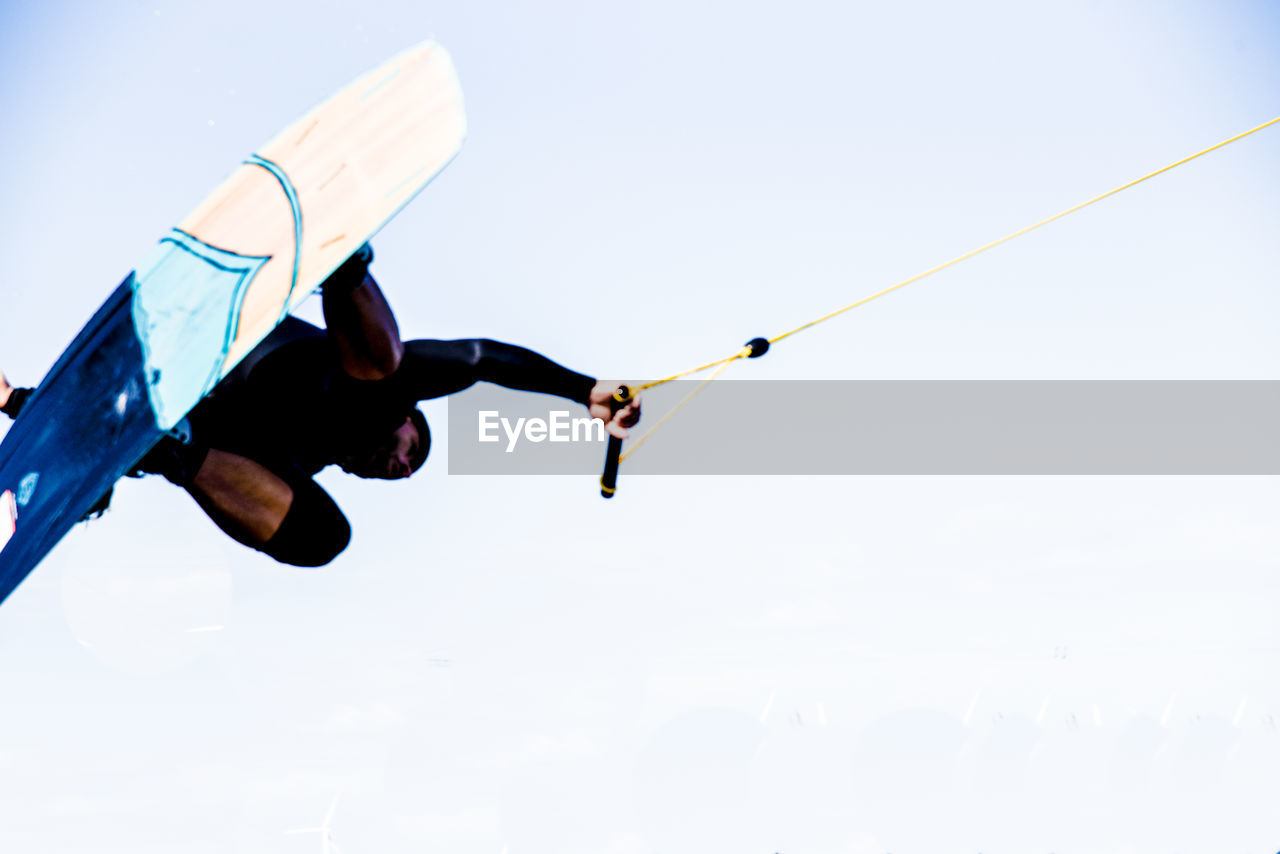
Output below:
[262,486,352,567]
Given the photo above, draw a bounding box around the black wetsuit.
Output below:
[186,323,596,565]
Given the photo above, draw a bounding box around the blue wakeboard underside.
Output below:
[0,277,166,604]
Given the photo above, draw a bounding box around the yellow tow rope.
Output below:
[612,115,1280,470]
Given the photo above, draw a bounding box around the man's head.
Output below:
[341,408,430,480]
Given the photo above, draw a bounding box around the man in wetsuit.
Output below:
[0,245,640,566]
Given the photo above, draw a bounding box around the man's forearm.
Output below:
[397,339,596,404]
[472,339,596,403]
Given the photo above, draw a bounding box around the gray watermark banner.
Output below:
[446,381,1280,475]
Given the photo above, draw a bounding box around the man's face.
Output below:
[342,417,421,480]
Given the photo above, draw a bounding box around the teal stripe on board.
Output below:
[245,153,303,322]
[130,231,269,430]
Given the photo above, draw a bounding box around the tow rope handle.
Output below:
[599,384,632,499]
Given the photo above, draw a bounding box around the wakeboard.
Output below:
[0,40,466,606]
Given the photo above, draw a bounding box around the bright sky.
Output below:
[1,1,1278,853]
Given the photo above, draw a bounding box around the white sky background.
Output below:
[0,1,1278,852]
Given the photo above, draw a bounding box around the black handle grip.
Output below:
[599,385,631,499]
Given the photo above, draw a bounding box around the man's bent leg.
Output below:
[321,245,404,381]
[186,450,351,567]
[188,450,293,544]
[262,485,351,567]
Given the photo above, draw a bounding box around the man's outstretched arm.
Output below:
[394,339,640,437]
[396,339,595,402]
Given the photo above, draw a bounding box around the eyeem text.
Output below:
[478,411,606,452]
